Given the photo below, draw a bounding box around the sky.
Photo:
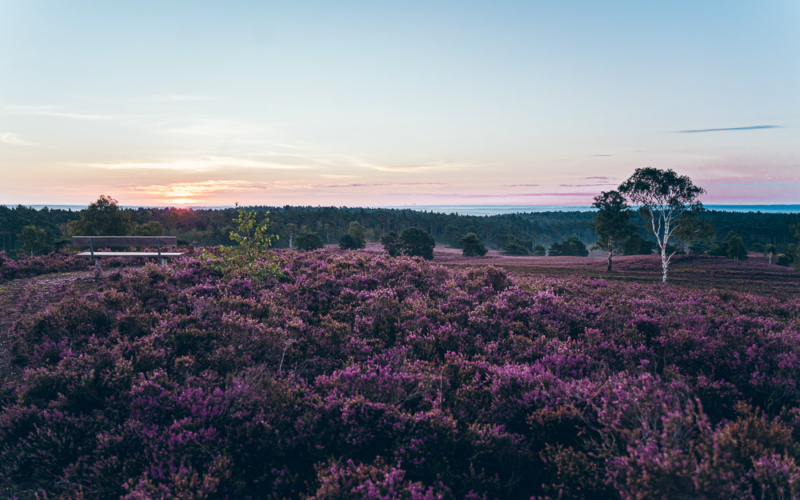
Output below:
[0,0,798,207]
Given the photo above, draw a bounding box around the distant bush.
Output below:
[460,232,487,257]
[338,233,361,250]
[549,236,589,256]
[532,244,547,256]
[380,231,400,256]
[397,227,435,260]
[501,235,529,256]
[777,254,793,267]
[295,231,324,251]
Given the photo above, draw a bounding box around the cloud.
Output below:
[559,183,616,187]
[144,95,215,102]
[504,184,540,187]
[0,132,36,146]
[676,125,781,133]
[128,180,272,204]
[361,158,479,172]
[583,176,615,180]
[593,154,613,157]
[322,182,445,188]
[2,105,111,120]
[76,156,310,171]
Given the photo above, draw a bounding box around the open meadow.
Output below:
[1,248,800,498]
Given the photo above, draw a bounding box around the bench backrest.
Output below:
[72,236,177,248]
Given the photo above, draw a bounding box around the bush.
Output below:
[549,236,589,256]
[296,232,324,251]
[339,233,361,250]
[777,254,793,267]
[460,232,487,257]
[532,244,547,256]
[501,236,529,256]
[380,231,400,257]
[397,227,435,260]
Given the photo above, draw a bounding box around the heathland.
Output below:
[1,244,799,498]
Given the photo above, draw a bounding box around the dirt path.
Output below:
[0,270,98,377]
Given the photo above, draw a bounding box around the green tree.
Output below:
[397,227,435,260]
[501,235,529,256]
[549,236,589,257]
[130,220,165,236]
[284,223,298,249]
[295,231,324,251]
[66,195,130,236]
[228,204,277,261]
[764,243,777,264]
[532,244,546,256]
[380,231,400,256]
[591,190,635,271]
[726,233,748,260]
[444,225,463,248]
[347,221,367,249]
[18,225,50,256]
[619,168,710,283]
[339,233,361,250]
[460,232,487,257]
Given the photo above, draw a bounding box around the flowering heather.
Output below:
[2,250,800,499]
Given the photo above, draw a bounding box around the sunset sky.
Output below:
[1,0,798,207]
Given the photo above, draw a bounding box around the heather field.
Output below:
[1,250,800,499]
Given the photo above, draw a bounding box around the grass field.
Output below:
[366,243,800,296]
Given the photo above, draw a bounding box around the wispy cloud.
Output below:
[676,125,781,133]
[2,104,112,120]
[75,156,310,171]
[0,132,36,146]
[593,154,613,157]
[504,184,540,187]
[362,159,479,172]
[321,182,445,188]
[128,180,270,204]
[143,95,216,102]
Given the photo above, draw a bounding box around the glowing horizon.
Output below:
[1,1,799,207]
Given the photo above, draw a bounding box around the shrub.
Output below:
[296,232,324,250]
[460,232,487,257]
[397,227,435,260]
[549,236,589,256]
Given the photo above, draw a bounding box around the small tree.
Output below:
[460,232,487,257]
[501,236,529,256]
[764,244,777,264]
[590,190,635,272]
[619,167,711,283]
[444,225,463,248]
[295,231,324,251]
[397,227,435,260]
[380,231,400,256]
[532,244,546,256]
[347,221,367,249]
[726,233,748,260]
[66,195,130,236]
[130,221,165,236]
[18,225,50,256]
[228,203,277,261]
[549,236,589,257]
[339,234,361,250]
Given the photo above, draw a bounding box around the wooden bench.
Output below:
[72,236,183,266]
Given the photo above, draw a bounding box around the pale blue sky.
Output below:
[0,0,798,205]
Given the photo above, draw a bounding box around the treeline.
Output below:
[2,201,800,256]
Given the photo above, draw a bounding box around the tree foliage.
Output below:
[295,231,324,251]
[460,232,487,257]
[65,195,130,237]
[17,225,50,256]
[591,190,635,271]
[501,235,529,256]
[619,168,712,283]
[397,227,435,260]
[549,236,589,256]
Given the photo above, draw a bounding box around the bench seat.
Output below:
[77,251,184,258]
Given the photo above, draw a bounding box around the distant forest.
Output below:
[1,204,799,255]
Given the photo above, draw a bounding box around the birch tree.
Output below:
[618,167,710,283]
